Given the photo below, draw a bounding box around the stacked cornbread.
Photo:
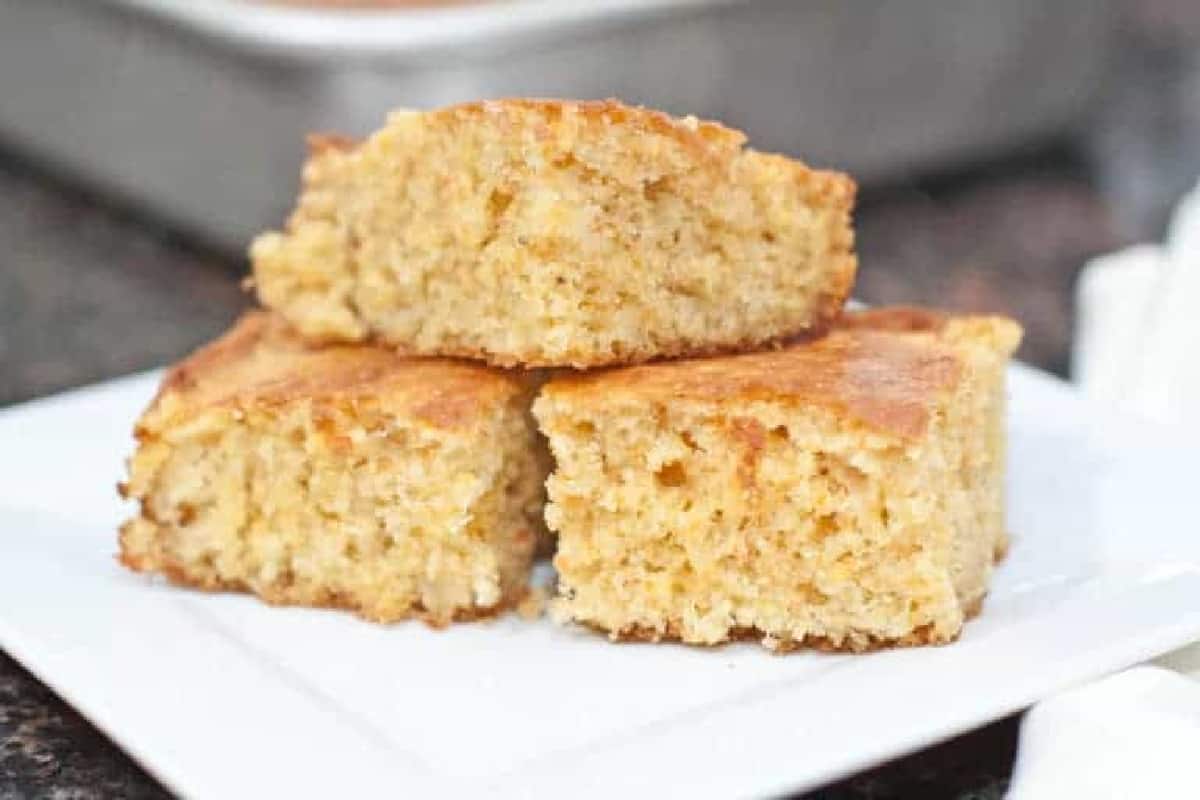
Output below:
[120,99,1020,650]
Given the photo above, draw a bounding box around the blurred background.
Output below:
[2,1,1199,797]
[2,0,1199,407]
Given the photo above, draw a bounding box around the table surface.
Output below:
[2,5,1198,797]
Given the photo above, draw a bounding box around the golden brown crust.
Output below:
[310,97,769,189]
[994,531,1012,562]
[593,620,960,654]
[543,325,962,440]
[441,97,750,158]
[147,311,531,432]
[306,132,358,156]
[390,316,845,371]
[117,534,527,628]
[836,306,949,334]
[838,306,1023,359]
[541,308,1021,439]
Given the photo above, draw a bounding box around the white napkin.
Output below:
[1011,179,1200,798]
[1074,181,1200,423]
[1008,667,1200,799]
[1071,243,1162,407]
[1129,186,1200,423]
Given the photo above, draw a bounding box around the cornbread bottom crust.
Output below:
[381,314,846,370]
[121,552,529,627]
[584,583,992,654]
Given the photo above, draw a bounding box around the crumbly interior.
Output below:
[120,391,544,625]
[251,100,856,367]
[535,325,1013,651]
[940,320,1016,608]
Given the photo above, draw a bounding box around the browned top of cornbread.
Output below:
[836,306,950,334]
[450,97,748,153]
[305,98,741,155]
[304,98,852,198]
[459,98,855,206]
[542,308,1021,439]
[145,311,528,431]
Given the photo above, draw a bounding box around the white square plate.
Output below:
[1,365,1199,799]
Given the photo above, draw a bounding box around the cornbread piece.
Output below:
[534,308,1022,651]
[119,312,546,625]
[251,98,856,367]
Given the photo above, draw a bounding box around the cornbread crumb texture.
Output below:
[252,98,856,367]
[119,312,547,625]
[536,308,1022,651]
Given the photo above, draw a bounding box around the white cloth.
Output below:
[1008,667,1200,799]
[1073,183,1200,424]
[1135,187,1200,422]
[1013,180,1200,798]
[1072,243,1162,406]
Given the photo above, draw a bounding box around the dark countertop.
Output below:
[2,4,1198,797]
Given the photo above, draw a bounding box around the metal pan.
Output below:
[0,0,1116,252]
